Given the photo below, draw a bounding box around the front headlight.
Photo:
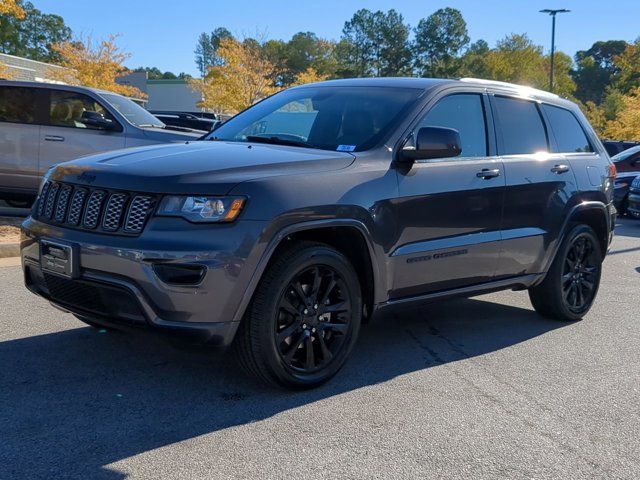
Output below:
[157,196,246,223]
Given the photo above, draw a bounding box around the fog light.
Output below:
[153,263,206,286]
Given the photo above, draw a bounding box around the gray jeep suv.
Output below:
[21,78,616,388]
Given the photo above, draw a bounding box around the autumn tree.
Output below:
[191,37,277,112]
[291,67,328,86]
[47,35,145,98]
[604,87,640,139]
[0,0,24,19]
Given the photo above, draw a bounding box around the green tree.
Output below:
[264,33,337,86]
[413,7,469,77]
[612,39,640,95]
[460,39,490,78]
[572,40,628,103]
[0,0,71,62]
[337,8,411,77]
[376,9,412,76]
[194,27,233,77]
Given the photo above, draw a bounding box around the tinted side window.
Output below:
[49,90,117,130]
[542,104,593,153]
[494,96,548,155]
[417,94,487,157]
[0,87,38,124]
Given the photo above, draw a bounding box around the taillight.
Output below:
[608,163,617,179]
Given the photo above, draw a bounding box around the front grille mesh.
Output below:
[35,181,155,236]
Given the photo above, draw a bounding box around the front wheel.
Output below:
[529,224,603,321]
[234,241,362,389]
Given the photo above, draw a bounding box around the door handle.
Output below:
[44,135,65,142]
[550,164,570,174]
[476,168,501,179]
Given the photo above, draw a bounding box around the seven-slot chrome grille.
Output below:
[34,181,156,236]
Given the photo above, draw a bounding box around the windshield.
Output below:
[611,145,640,163]
[205,86,424,152]
[101,93,165,128]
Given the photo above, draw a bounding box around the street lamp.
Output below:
[540,8,570,93]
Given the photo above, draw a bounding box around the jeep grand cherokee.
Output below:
[21,78,616,388]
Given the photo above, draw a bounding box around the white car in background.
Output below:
[0,80,201,207]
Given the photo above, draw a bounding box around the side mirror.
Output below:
[81,111,117,131]
[399,126,462,162]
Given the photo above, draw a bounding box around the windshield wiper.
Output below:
[245,135,316,149]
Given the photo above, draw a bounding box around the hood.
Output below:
[49,141,356,194]
[140,127,201,142]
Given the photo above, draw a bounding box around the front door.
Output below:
[39,89,125,175]
[391,93,505,299]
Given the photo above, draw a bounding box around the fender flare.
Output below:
[231,218,383,322]
[538,200,611,278]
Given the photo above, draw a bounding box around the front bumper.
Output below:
[21,216,268,346]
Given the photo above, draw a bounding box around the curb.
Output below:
[0,243,19,258]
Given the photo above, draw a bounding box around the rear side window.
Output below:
[542,104,593,153]
[0,86,38,124]
[494,96,548,155]
[417,94,487,157]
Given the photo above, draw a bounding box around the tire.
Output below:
[620,195,629,216]
[234,241,362,389]
[529,224,603,321]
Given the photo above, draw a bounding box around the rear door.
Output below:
[39,89,125,174]
[391,92,505,298]
[0,86,45,194]
[491,95,578,278]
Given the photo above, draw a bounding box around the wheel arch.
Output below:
[541,201,611,277]
[232,219,384,323]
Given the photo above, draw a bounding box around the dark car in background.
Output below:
[603,140,640,157]
[627,175,640,219]
[611,145,640,215]
[21,78,615,388]
[150,110,218,120]
[151,112,219,132]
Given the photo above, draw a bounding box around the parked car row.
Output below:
[0,81,202,206]
[611,145,640,216]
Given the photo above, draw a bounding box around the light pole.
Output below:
[540,8,570,93]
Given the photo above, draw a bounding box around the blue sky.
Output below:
[34,0,640,76]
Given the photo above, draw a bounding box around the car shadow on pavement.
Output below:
[0,297,567,479]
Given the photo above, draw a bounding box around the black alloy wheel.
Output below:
[561,233,600,314]
[234,241,362,389]
[529,224,603,321]
[275,265,351,373]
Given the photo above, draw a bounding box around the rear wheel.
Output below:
[234,241,362,389]
[529,224,602,321]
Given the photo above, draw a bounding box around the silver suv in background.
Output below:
[0,81,201,206]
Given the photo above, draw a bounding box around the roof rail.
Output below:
[459,78,559,98]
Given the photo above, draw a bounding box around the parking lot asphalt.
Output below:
[1,219,639,479]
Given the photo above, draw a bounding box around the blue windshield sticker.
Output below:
[337,145,356,152]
